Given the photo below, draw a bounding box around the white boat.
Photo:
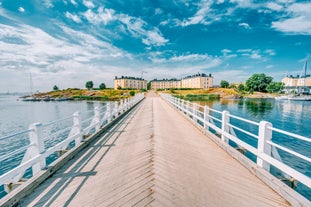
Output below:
[275,95,291,100]
[288,95,311,101]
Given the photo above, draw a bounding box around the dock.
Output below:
[17,92,292,206]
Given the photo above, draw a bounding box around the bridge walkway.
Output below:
[19,92,291,206]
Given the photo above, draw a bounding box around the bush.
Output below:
[129,91,135,96]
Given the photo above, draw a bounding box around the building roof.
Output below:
[114,76,146,80]
[182,73,212,80]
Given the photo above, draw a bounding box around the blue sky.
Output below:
[0,0,311,92]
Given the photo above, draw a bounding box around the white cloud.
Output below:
[83,7,115,25]
[239,22,251,29]
[0,22,136,91]
[237,49,252,53]
[18,7,25,13]
[83,0,95,9]
[142,30,168,46]
[271,3,311,35]
[70,0,78,6]
[229,0,254,8]
[44,0,54,8]
[155,8,163,15]
[250,51,261,59]
[179,1,213,27]
[272,16,311,35]
[265,2,283,11]
[221,49,232,56]
[65,12,81,23]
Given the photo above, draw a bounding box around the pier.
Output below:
[0,92,310,206]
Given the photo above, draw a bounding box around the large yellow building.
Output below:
[181,73,213,89]
[150,73,213,90]
[150,79,181,90]
[114,76,147,90]
[281,75,311,94]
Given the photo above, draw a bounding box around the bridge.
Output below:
[0,91,310,206]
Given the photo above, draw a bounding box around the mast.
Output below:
[29,72,34,96]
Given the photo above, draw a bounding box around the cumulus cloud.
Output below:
[0,22,135,91]
[70,0,78,6]
[65,12,81,23]
[18,7,25,13]
[83,0,95,9]
[271,2,311,35]
[265,2,283,11]
[239,22,251,29]
[179,1,213,27]
[83,7,115,25]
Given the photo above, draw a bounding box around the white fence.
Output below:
[161,94,311,191]
[0,93,144,193]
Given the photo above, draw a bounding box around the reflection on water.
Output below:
[195,97,311,200]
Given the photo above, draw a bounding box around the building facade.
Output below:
[181,73,213,89]
[150,79,181,90]
[281,75,311,94]
[150,73,213,90]
[114,76,147,90]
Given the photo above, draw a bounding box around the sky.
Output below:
[1,0,311,92]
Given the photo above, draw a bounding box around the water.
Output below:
[0,95,310,200]
[0,94,107,198]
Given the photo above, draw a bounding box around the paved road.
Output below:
[20,92,290,206]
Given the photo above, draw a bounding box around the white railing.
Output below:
[0,93,144,193]
[161,94,311,191]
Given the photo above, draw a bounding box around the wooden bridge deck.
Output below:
[19,92,291,206]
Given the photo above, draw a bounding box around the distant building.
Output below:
[281,75,311,94]
[150,79,181,90]
[114,76,147,90]
[149,73,213,90]
[181,73,213,89]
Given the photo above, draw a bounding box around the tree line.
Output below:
[53,81,106,91]
[220,73,283,93]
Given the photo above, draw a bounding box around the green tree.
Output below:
[238,83,245,91]
[99,83,106,90]
[129,91,135,96]
[85,81,94,90]
[220,80,229,88]
[245,73,273,92]
[228,83,236,89]
[147,81,151,90]
[266,82,284,93]
[53,85,59,91]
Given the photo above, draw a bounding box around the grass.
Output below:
[34,88,141,101]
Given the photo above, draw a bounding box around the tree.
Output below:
[147,81,151,90]
[238,83,245,91]
[85,81,94,90]
[220,80,229,88]
[129,91,135,96]
[99,83,106,90]
[245,73,273,92]
[266,82,284,93]
[53,85,59,91]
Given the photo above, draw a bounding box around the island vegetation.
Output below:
[26,81,143,101]
[161,73,284,101]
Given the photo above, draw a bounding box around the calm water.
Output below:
[0,95,310,200]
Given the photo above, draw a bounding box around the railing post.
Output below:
[29,123,46,174]
[193,103,198,124]
[221,110,230,143]
[106,102,112,123]
[94,106,101,132]
[186,101,190,116]
[204,105,210,131]
[72,112,82,145]
[257,121,272,171]
[181,99,185,112]
[114,101,118,117]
